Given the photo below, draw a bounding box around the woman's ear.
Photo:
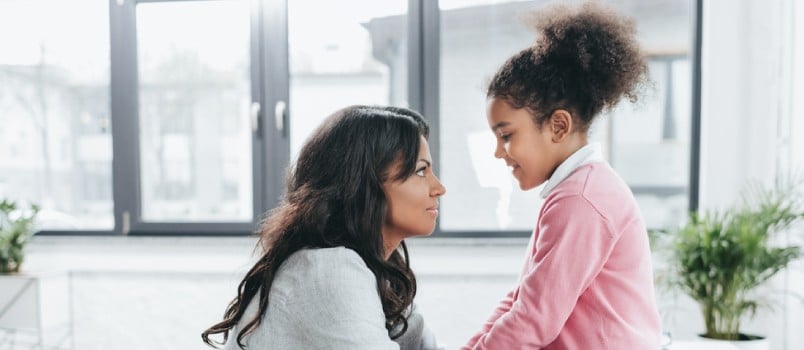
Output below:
[548,109,573,142]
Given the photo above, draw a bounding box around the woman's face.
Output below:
[382,136,446,246]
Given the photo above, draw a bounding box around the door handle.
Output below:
[250,102,261,137]
[275,100,287,136]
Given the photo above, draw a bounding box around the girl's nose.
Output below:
[493,140,506,159]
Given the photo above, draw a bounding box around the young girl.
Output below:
[203,105,445,350]
[464,3,661,349]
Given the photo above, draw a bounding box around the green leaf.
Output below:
[0,198,38,274]
[666,175,804,339]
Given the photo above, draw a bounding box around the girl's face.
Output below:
[486,97,564,191]
[382,136,446,245]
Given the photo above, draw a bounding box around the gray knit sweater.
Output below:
[222,247,439,350]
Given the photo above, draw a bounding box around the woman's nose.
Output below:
[431,174,446,197]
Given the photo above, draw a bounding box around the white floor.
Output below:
[8,235,804,350]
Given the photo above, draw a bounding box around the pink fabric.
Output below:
[464,163,661,350]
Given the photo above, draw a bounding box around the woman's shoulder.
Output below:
[278,247,375,293]
[287,246,368,271]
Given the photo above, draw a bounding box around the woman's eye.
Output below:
[415,168,426,177]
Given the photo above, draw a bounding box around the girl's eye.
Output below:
[500,133,511,142]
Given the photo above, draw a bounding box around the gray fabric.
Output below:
[222,247,440,350]
[392,306,424,350]
[393,304,441,350]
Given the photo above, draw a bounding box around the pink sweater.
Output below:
[464,162,661,349]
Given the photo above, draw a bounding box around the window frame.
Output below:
[34,0,702,236]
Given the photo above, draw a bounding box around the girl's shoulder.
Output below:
[554,162,629,198]
[544,163,638,223]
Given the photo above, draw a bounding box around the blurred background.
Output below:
[0,0,802,349]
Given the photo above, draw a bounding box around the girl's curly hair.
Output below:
[488,1,649,132]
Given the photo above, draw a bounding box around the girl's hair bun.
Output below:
[489,1,649,130]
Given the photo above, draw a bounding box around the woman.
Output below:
[203,105,445,350]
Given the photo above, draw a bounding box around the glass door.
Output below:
[112,0,267,234]
[136,0,253,223]
[286,0,409,160]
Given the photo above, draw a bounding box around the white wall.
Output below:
[699,0,792,212]
[671,1,802,349]
[792,1,804,174]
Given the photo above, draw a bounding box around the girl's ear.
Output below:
[548,109,573,142]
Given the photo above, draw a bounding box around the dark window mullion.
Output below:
[260,0,290,213]
[250,0,265,225]
[409,0,449,236]
[110,0,141,235]
[689,0,703,212]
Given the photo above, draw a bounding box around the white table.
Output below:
[0,271,74,349]
[668,340,740,349]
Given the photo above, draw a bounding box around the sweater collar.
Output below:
[539,142,605,198]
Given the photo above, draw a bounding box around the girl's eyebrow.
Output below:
[491,121,510,132]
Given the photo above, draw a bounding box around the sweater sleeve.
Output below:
[465,194,616,349]
[290,249,400,350]
[463,286,516,348]
[394,303,443,350]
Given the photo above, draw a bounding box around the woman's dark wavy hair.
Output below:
[488,1,649,132]
[202,105,429,348]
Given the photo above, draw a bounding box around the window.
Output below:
[287,0,408,160]
[608,56,691,229]
[0,0,112,229]
[0,0,699,235]
[437,0,692,232]
[136,1,253,222]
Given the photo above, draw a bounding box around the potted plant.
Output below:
[0,198,39,274]
[670,178,803,348]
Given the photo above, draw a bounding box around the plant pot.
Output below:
[0,261,22,274]
[697,334,769,350]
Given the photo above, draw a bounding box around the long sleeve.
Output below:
[394,303,442,350]
[464,287,516,348]
[465,194,616,349]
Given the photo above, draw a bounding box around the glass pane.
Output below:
[288,0,408,160]
[0,0,112,229]
[439,1,538,231]
[609,58,691,229]
[439,0,692,231]
[604,0,692,230]
[137,1,252,222]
